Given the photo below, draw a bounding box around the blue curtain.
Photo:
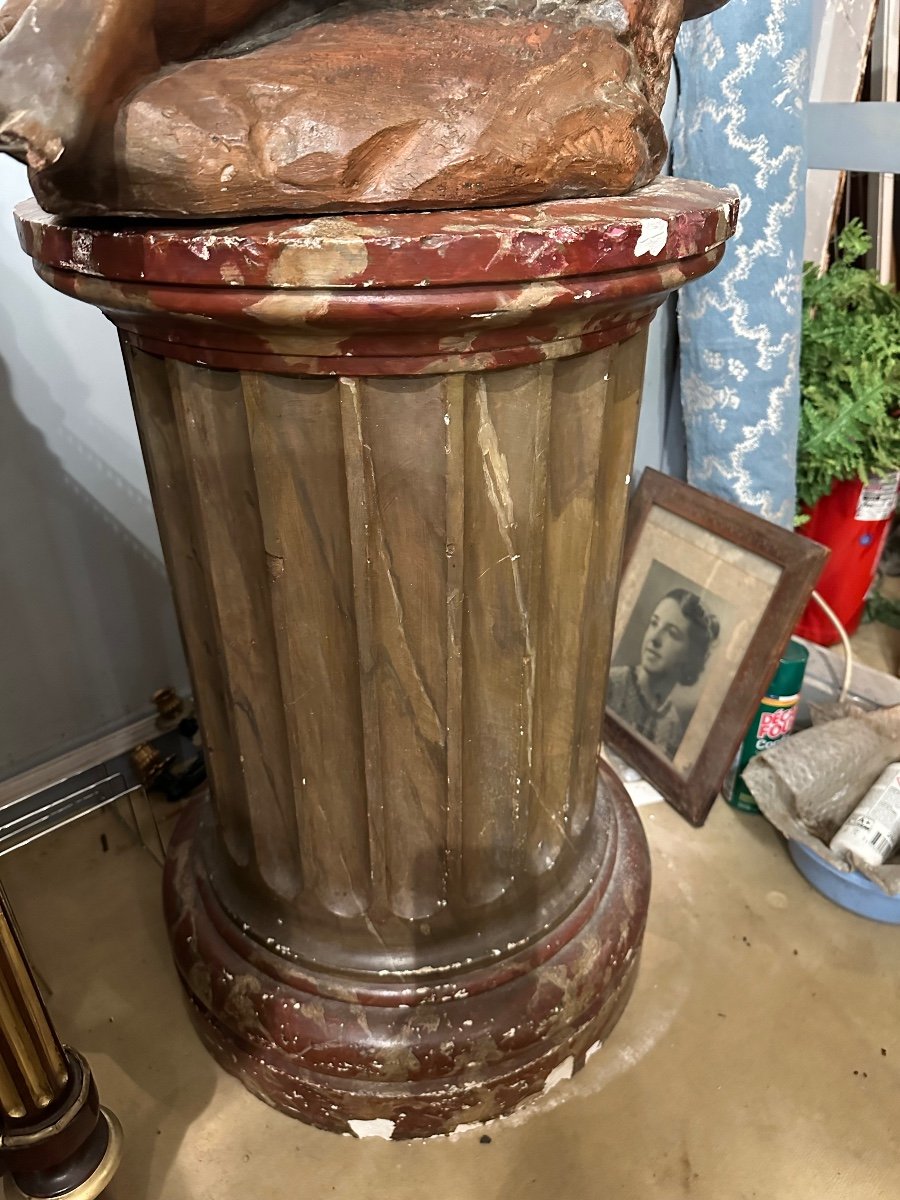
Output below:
[673,0,812,528]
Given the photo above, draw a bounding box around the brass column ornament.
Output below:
[0,887,122,1200]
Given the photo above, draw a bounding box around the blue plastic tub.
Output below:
[788,840,900,924]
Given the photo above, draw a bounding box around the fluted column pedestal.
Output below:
[16,179,737,1139]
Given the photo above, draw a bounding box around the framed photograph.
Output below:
[604,469,828,826]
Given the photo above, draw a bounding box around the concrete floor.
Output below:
[4,789,899,1200]
[849,574,900,678]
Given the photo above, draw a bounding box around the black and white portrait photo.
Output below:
[603,469,828,825]
[608,561,729,761]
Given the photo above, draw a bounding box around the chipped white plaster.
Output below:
[542,1056,575,1095]
[348,1118,396,1140]
[633,218,669,257]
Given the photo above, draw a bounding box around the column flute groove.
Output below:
[124,345,251,868]
[518,359,556,876]
[169,362,301,899]
[569,329,649,841]
[339,376,389,921]
[444,372,467,908]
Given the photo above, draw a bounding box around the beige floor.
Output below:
[4,791,899,1200]
[849,575,900,678]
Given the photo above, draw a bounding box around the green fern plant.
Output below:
[798,220,900,511]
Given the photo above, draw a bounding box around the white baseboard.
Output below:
[0,714,163,810]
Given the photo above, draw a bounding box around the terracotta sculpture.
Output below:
[1,0,724,217]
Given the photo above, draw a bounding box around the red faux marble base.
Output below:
[163,763,650,1140]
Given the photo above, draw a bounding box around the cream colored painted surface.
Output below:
[849,575,900,679]
[3,795,898,1200]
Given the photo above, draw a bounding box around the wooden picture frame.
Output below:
[604,469,828,826]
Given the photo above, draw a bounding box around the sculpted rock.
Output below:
[0,0,726,217]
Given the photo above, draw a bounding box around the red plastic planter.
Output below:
[795,474,899,644]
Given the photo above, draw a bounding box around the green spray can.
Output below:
[725,640,809,813]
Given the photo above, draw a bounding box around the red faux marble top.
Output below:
[16,178,738,293]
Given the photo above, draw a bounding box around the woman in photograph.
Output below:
[607,588,720,760]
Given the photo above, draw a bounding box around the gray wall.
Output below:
[0,159,188,780]
[632,76,688,485]
[634,296,687,483]
[0,135,680,781]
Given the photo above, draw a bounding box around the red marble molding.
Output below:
[16,178,738,377]
[16,178,737,289]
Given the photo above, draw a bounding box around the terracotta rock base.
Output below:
[0,0,686,219]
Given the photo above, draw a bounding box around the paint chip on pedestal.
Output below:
[634,218,668,257]
[542,1055,575,1095]
[348,1118,396,1140]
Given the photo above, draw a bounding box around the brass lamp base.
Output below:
[4,1108,123,1200]
[0,884,123,1199]
[1,1049,123,1200]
